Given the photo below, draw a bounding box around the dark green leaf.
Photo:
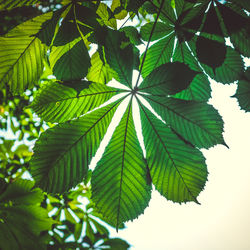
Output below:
[50,38,91,81]
[120,26,142,45]
[103,29,134,88]
[233,69,250,112]
[139,62,198,95]
[0,180,54,250]
[102,238,130,249]
[196,37,226,70]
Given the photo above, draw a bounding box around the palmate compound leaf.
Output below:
[92,100,152,230]
[138,102,208,203]
[0,179,54,250]
[0,11,54,94]
[30,101,123,194]
[29,81,120,123]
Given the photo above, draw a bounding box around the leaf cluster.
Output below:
[0,0,249,235]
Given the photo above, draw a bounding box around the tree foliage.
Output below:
[0,0,249,246]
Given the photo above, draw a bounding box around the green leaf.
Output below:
[0,12,53,93]
[173,74,211,102]
[216,2,248,35]
[233,69,250,112]
[230,26,250,57]
[92,101,152,229]
[196,37,226,71]
[0,179,43,205]
[35,8,65,47]
[103,29,134,88]
[0,0,40,10]
[140,22,173,41]
[96,3,117,29]
[141,34,175,78]
[87,52,118,84]
[102,238,130,250]
[50,37,91,81]
[120,26,142,45]
[189,41,244,84]
[30,102,121,194]
[139,103,207,203]
[139,62,198,96]
[30,81,119,123]
[0,179,54,250]
[145,96,225,148]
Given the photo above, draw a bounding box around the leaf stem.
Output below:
[135,0,165,89]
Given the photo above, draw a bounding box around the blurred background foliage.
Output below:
[0,1,130,249]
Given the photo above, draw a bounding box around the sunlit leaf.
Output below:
[92,101,152,229]
[30,102,122,193]
[0,12,52,93]
[30,81,119,123]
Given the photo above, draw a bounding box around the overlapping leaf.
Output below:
[30,101,121,193]
[50,37,90,81]
[0,179,54,250]
[0,12,53,93]
[102,29,134,88]
[140,0,246,85]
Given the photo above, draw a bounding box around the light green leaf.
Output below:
[139,104,207,203]
[92,101,152,229]
[30,81,119,123]
[0,12,53,93]
[30,102,121,194]
[97,3,117,29]
[0,0,40,10]
[87,52,118,84]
